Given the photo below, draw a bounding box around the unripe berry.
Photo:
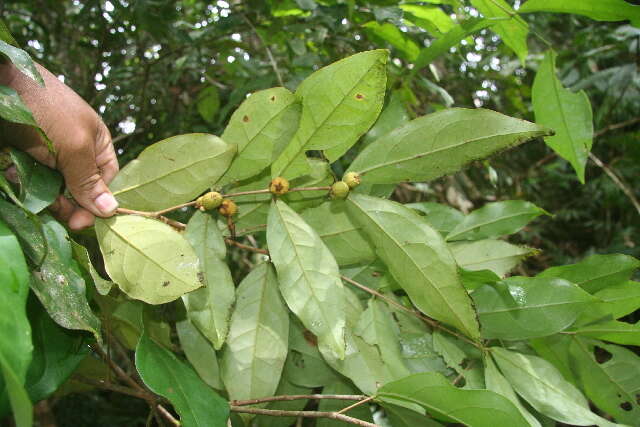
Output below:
[269,177,290,195]
[197,191,223,210]
[343,171,361,189]
[218,199,237,217]
[330,181,350,199]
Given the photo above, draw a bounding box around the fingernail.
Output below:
[95,193,118,215]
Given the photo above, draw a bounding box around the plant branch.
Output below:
[340,275,482,349]
[594,116,640,137]
[225,238,269,255]
[336,396,374,415]
[588,152,640,215]
[230,406,379,427]
[73,375,152,402]
[156,404,180,426]
[90,343,146,393]
[241,14,284,87]
[231,394,368,406]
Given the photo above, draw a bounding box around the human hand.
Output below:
[0,62,119,230]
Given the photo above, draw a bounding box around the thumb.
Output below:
[58,142,119,217]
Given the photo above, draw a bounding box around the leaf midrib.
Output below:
[347,196,476,338]
[275,57,382,176]
[447,210,538,241]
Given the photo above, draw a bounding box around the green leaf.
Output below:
[484,357,541,427]
[431,331,482,388]
[355,298,411,378]
[537,253,640,294]
[0,198,46,266]
[221,263,289,401]
[176,317,223,390]
[196,86,220,124]
[96,215,203,305]
[284,317,339,388]
[267,199,346,359]
[449,239,536,277]
[346,194,480,340]
[569,337,640,425]
[591,281,640,320]
[183,211,235,349]
[0,219,32,427]
[30,218,101,339]
[414,18,494,70]
[472,276,595,340]
[363,22,420,62]
[446,201,547,242]
[271,50,388,178]
[519,0,640,27]
[348,108,551,185]
[220,87,301,184]
[406,202,465,236]
[459,268,501,291]
[400,4,455,36]
[301,201,375,266]
[70,241,113,296]
[377,372,530,427]
[570,320,640,346]
[0,40,44,86]
[529,335,577,386]
[491,347,617,427]
[109,133,236,211]
[0,19,17,45]
[136,328,229,427]
[470,0,529,64]
[25,301,89,402]
[317,379,374,427]
[0,86,40,128]
[319,328,394,395]
[532,50,594,183]
[0,173,22,208]
[8,149,62,214]
[383,403,445,427]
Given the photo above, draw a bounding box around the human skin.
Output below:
[0,61,119,230]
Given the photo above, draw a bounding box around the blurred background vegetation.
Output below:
[1,1,638,423]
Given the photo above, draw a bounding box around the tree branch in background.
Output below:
[230,406,379,427]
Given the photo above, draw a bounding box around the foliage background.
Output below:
[1,0,639,425]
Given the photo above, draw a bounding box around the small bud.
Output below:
[330,181,350,199]
[343,171,361,189]
[197,191,223,210]
[269,177,290,196]
[218,199,237,217]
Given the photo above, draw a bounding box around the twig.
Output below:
[336,396,374,415]
[242,14,284,87]
[588,152,640,215]
[90,343,146,393]
[230,406,379,427]
[112,129,143,145]
[340,275,482,349]
[225,238,269,255]
[231,394,368,406]
[156,404,180,426]
[73,375,151,402]
[594,116,640,137]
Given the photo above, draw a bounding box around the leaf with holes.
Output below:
[109,133,236,211]
[221,263,289,401]
[183,211,235,349]
[271,50,387,178]
[569,337,640,425]
[267,199,346,359]
[346,193,480,340]
[220,87,301,185]
[348,108,551,185]
[96,215,203,305]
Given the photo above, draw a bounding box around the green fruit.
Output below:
[197,191,223,210]
[343,171,361,189]
[330,181,350,199]
[269,177,290,195]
